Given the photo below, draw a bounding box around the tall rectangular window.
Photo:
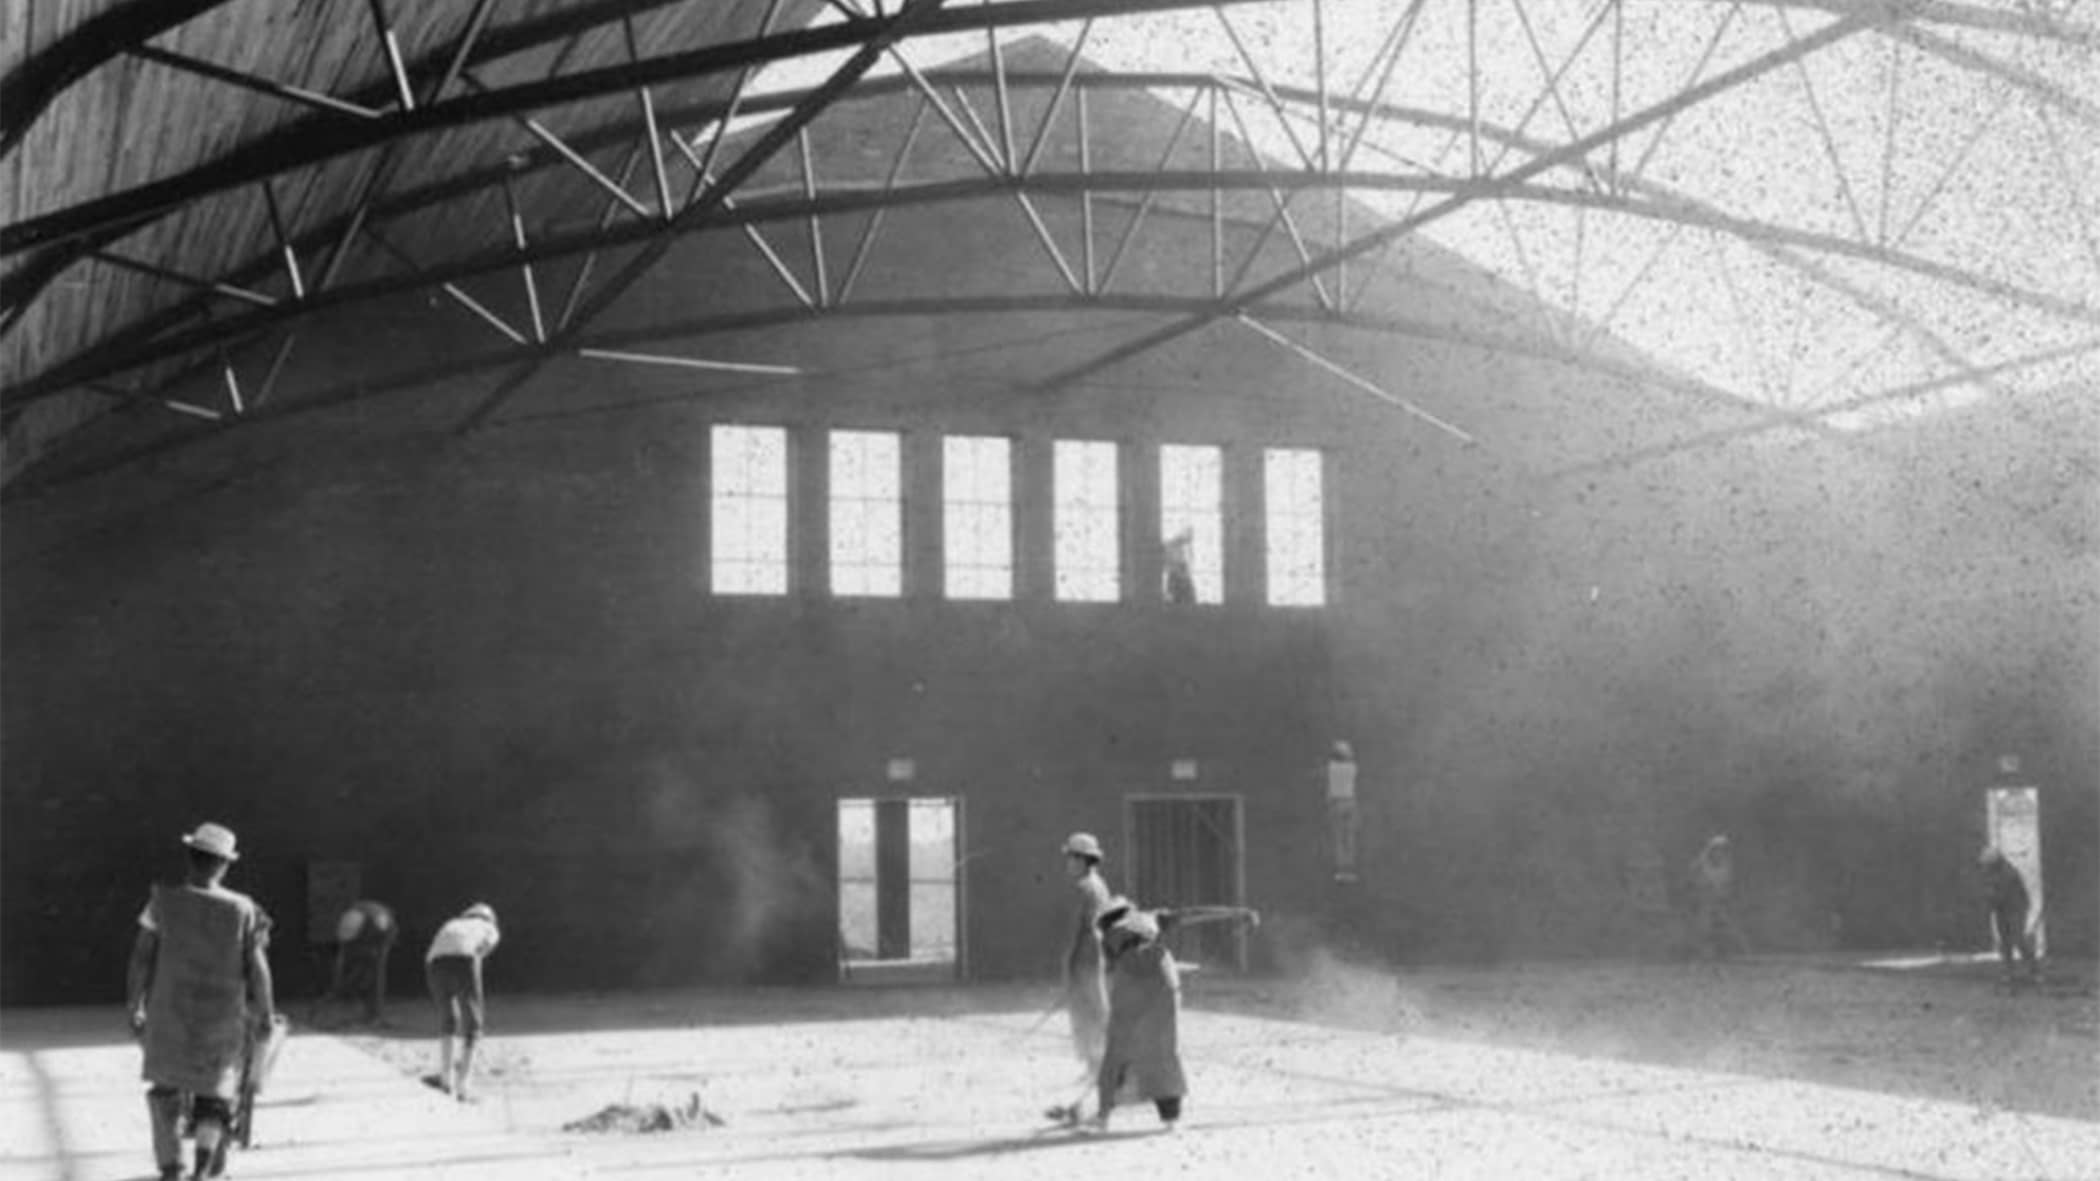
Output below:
[943,435,1013,600]
[1054,440,1120,602]
[1265,447,1325,607]
[711,424,788,595]
[1159,444,1224,604]
[830,430,902,597]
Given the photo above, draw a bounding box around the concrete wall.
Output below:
[1326,432,2099,963]
[2,416,1340,1002]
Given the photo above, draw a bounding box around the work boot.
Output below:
[190,1138,231,1179]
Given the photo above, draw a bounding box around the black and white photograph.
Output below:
[2,2,2095,1178]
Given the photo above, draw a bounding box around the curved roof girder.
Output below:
[10,54,2094,410]
[15,292,2090,557]
[17,163,2092,410]
[3,0,2088,556]
[1028,10,1871,386]
[0,0,1275,273]
[8,3,2092,480]
[1,0,719,158]
[1,0,240,156]
[10,0,2094,319]
[0,290,1809,502]
[1550,332,2100,478]
[1729,0,2100,46]
[6,0,2086,161]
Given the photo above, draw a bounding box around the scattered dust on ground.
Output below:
[340,956,2099,1146]
[1210,954,2098,1120]
[562,1092,725,1134]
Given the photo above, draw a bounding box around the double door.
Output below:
[838,797,960,981]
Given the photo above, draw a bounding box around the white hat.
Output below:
[181,822,240,862]
[1062,832,1103,860]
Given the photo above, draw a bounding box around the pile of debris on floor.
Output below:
[562,1091,725,1135]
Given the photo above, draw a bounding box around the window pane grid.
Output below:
[943,436,1013,601]
[831,431,902,598]
[711,425,788,595]
[1054,440,1119,602]
[1160,444,1224,604]
[1265,448,1326,607]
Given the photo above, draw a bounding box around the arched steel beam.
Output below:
[0,0,236,156]
[0,0,1268,265]
[26,54,2088,407]
[25,161,2092,409]
[449,0,961,432]
[1,0,734,159]
[0,0,662,327]
[1547,334,2100,479]
[1037,12,1887,389]
[27,0,2080,277]
[1,292,1749,501]
[1730,0,2100,46]
[1884,23,2098,127]
[17,294,2087,565]
[11,0,2083,169]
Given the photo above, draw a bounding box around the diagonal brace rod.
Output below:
[1038,10,1884,390]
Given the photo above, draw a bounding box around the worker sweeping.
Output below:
[424,902,501,1102]
[1044,832,1114,1124]
[1088,896,1260,1133]
[323,898,398,1026]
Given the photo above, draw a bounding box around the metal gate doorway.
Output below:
[1126,794,1245,972]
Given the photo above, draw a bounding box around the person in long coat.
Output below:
[1090,897,1260,1132]
[126,822,277,1181]
[1046,832,1113,1122]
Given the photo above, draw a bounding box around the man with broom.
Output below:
[1088,896,1260,1134]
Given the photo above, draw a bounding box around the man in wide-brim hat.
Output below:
[127,822,277,1181]
[1044,832,1114,1123]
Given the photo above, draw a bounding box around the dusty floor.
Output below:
[332,955,2097,1177]
[7,955,2094,1179]
[1231,953,2100,1119]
